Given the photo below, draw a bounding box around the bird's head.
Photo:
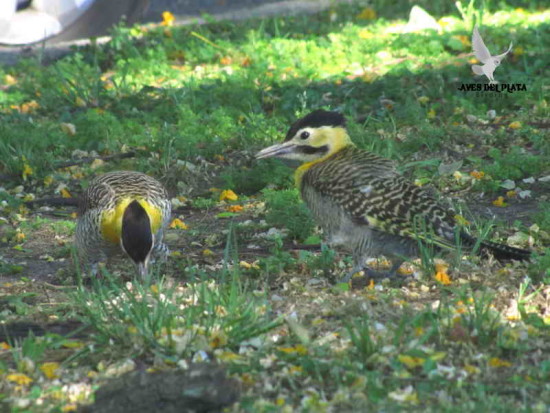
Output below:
[256,110,353,164]
[120,200,154,279]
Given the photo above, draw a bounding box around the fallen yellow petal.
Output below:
[417,96,430,105]
[60,123,76,136]
[398,354,425,369]
[435,271,451,285]
[488,357,512,368]
[90,158,104,169]
[277,344,308,355]
[454,214,470,226]
[75,97,86,107]
[219,189,238,201]
[226,205,244,213]
[514,46,524,56]
[357,7,377,20]
[469,170,485,180]
[492,196,506,207]
[22,163,33,181]
[464,364,480,375]
[209,330,228,349]
[40,362,60,379]
[6,373,33,385]
[161,11,175,26]
[169,218,188,230]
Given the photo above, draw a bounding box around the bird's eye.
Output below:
[300,131,310,140]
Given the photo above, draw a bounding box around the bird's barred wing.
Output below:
[306,170,459,250]
[472,26,492,63]
[78,181,115,215]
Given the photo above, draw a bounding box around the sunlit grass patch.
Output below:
[70,273,281,360]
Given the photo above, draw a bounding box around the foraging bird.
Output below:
[75,171,171,279]
[471,25,513,84]
[256,110,531,282]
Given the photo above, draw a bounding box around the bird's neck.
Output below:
[101,198,162,244]
[294,134,355,188]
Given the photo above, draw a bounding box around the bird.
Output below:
[471,25,513,84]
[256,110,531,282]
[75,171,171,279]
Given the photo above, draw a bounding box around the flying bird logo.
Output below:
[471,25,513,84]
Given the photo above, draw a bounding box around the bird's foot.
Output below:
[152,243,170,263]
[339,265,365,283]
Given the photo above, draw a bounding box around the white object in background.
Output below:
[0,0,17,37]
[0,0,95,45]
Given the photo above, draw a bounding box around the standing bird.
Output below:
[471,25,513,84]
[75,171,171,279]
[256,110,530,282]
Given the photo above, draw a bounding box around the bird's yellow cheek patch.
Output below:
[100,198,163,244]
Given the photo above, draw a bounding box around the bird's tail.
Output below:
[460,232,531,261]
[478,240,531,261]
[471,65,484,76]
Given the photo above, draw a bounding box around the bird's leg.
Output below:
[151,242,170,264]
[339,263,365,283]
[87,250,107,278]
[90,262,99,277]
[339,248,370,283]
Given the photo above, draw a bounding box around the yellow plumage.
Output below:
[75,171,171,278]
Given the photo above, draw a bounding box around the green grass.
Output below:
[0,1,549,411]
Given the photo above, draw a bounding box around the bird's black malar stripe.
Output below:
[297,145,329,155]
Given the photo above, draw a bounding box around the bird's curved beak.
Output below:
[256,142,297,159]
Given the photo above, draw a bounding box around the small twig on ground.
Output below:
[25,197,79,207]
[0,151,137,183]
[55,151,137,169]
